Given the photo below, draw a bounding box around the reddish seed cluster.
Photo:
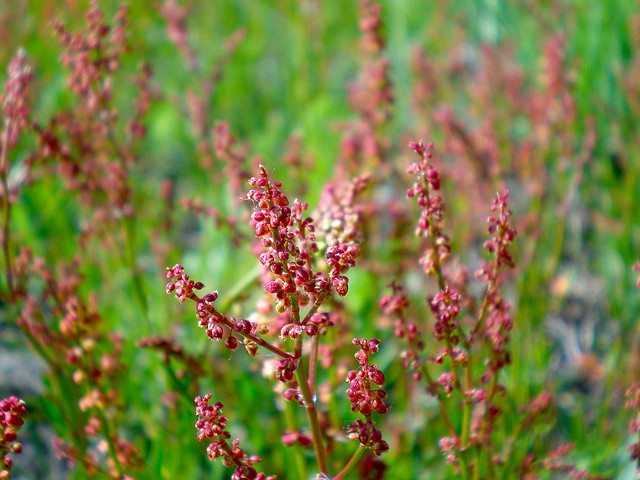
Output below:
[0,396,26,479]
[160,0,197,69]
[347,338,388,415]
[130,63,154,139]
[482,190,517,273]
[484,295,513,353]
[248,165,355,308]
[438,436,460,465]
[539,443,597,479]
[195,285,260,354]
[429,286,462,341]
[379,285,410,318]
[275,357,298,383]
[437,372,457,396]
[2,50,33,149]
[407,141,451,274]
[380,284,423,377]
[315,175,368,250]
[346,419,389,456]
[325,242,359,296]
[53,1,128,111]
[280,431,312,448]
[28,1,140,237]
[626,384,640,465]
[165,264,204,302]
[195,394,275,480]
[195,394,230,444]
[407,141,442,232]
[214,122,251,206]
[166,263,294,359]
[349,0,392,127]
[280,311,334,339]
[630,265,640,466]
[13,259,142,476]
[477,190,517,354]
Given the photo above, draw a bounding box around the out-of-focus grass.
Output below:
[1,0,639,478]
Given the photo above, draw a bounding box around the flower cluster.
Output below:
[214,122,251,206]
[248,166,326,306]
[345,338,389,457]
[407,141,451,274]
[165,264,204,303]
[346,419,388,456]
[380,283,423,377]
[2,50,33,148]
[477,190,517,354]
[350,0,392,127]
[53,2,128,108]
[281,431,312,448]
[279,311,334,339]
[29,1,144,240]
[325,242,359,296]
[480,189,517,275]
[160,0,197,69]
[339,0,392,173]
[166,264,292,360]
[15,259,140,476]
[626,384,640,465]
[347,338,388,415]
[314,175,369,250]
[0,396,26,479]
[429,286,463,342]
[195,394,275,480]
[438,436,460,465]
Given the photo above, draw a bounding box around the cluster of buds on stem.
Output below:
[314,174,368,252]
[195,394,275,480]
[476,190,517,354]
[166,264,294,360]
[407,141,451,275]
[0,396,26,479]
[626,384,640,466]
[340,0,392,173]
[248,165,359,309]
[380,283,423,378]
[2,50,33,150]
[249,166,322,306]
[346,338,389,456]
[16,259,140,477]
[628,271,640,467]
[429,286,463,343]
[29,1,148,241]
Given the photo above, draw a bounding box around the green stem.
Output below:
[124,217,148,322]
[461,361,473,448]
[0,128,14,296]
[283,402,308,480]
[163,361,194,404]
[334,445,365,480]
[97,409,124,476]
[421,364,456,437]
[308,334,320,396]
[219,316,294,359]
[295,361,328,474]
